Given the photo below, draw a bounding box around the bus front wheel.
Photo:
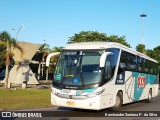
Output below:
[109,92,122,111]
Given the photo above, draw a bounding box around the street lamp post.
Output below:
[16,25,25,40]
[140,14,147,45]
[41,39,47,78]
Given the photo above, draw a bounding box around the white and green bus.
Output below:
[50,42,159,111]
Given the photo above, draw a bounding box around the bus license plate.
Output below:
[62,89,71,93]
[66,101,75,106]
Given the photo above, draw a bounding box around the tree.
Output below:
[68,31,107,44]
[36,43,49,80]
[146,49,154,58]
[136,44,146,54]
[146,45,160,72]
[51,46,63,52]
[0,46,6,70]
[153,45,160,71]
[146,46,160,63]
[0,31,23,88]
[106,35,131,48]
[154,45,160,51]
[67,31,131,48]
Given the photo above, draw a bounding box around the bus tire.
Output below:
[109,92,122,111]
[145,89,152,103]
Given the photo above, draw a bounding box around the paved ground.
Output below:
[1,91,160,120]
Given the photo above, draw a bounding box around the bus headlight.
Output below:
[85,89,105,98]
[51,89,58,95]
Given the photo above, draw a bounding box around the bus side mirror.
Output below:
[100,52,113,68]
[46,52,60,67]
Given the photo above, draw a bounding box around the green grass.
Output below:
[0,88,52,110]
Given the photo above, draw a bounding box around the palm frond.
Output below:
[0,41,6,46]
[39,43,49,51]
[0,31,11,41]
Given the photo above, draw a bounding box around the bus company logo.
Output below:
[137,75,146,88]
[2,112,11,117]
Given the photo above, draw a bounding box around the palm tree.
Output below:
[37,43,49,80]
[0,31,23,88]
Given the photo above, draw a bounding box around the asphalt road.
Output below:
[1,91,160,120]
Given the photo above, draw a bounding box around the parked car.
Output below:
[0,69,5,80]
[0,68,12,80]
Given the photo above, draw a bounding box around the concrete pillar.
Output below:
[22,83,27,89]
[7,83,11,88]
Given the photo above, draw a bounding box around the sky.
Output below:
[0,0,159,50]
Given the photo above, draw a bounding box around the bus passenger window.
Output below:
[153,63,158,74]
[144,59,149,73]
[149,62,154,74]
[137,56,142,72]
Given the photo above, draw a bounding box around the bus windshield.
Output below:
[54,50,103,87]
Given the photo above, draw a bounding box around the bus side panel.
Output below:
[132,72,158,101]
[152,74,159,97]
[152,84,159,97]
[122,71,158,104]
[98,71,158,109]
[123,71,135,104]
[100,84,120,109]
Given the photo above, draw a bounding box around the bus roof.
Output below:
[63,42,158,63]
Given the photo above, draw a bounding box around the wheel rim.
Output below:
[115,96,121,107]
[148,91,152,100]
